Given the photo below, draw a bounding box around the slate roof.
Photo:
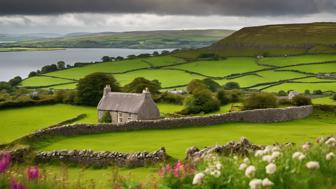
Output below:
[97,92,146,113]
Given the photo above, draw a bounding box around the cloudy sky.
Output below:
[0,0,336,34]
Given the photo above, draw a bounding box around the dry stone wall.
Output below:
[22,106,313,141]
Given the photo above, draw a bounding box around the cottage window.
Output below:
[127,113,132,122]
[118,112,123,123]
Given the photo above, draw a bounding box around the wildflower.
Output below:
[173,160,184,177]
[292,152,305,161]
[210,170,221,177]
[249,179,262,189]
[306,161,320,170]
[192,172,205,185]
[159,164,172,177]
[0,152,11,173]
[10,179,26,189]
[265,163,277,175]
[239,163,248,170]
[325,137,336,146]
[245,165,256,178]
[255,150,264,157]
[271,146,280,152]
[263,146,273,154]
[326,152,335,160]
[243,158,250,164]
[27,166,39,181]
[302,143,311,151]
[262,155,274,163]
[271,151,281,159]
[262,178,274,188]
[215,162,223,170]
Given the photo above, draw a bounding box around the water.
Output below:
[0,48,171,81]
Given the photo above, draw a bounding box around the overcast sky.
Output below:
[0,0,335,34]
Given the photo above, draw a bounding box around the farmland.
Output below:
[20,54,336,92]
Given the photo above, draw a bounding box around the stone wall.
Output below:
[35,147,168,168]
[22,106,313,141]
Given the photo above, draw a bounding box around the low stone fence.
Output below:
[21,106,313,142]
[35,147,168,168]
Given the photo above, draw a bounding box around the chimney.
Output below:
[142,87,151,98]
[103,85,111,96]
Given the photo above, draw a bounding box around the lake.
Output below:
[0,48,172,81]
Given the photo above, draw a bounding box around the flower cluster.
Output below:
[192,155,223,185]
[0,152,11,173]
[159,160,195,178]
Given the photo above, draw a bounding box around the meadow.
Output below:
[20,54,336,92]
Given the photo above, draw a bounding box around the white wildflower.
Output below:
[255,150,265,157]
[298,154,306,161]
[306,161,320,170]
[239,163,248,170]
[292,152,305,160]
[271,146,280,152]
[326,152,335,160]
[325,137,336,146]
[265,163,277,175]
[210,170,221,177]
[271,151,281,159]
[302,143,311,151]
[215,162,223,170]
[244,157,250,164]
[249,179,263,189]
[262,155,274,163]
[233,155,238,160]
[192,172,205,185]
[263,146,273,154]
[245,165,256,178]
[262,178,274,188]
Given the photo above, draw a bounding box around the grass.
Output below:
[259,54,336,66]
[313,96,336,105]
[34,111,336,159]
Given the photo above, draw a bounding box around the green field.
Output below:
[20,54,336,92]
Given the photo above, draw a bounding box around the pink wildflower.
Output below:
[10,179,26,189]
[27,166,39,181]
[0,152,11,173]
[173,160,184,177]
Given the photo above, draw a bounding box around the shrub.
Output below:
[313,90,323,95]
[28,71,38,77]
[202,78,221,92]
[182,89,220,114]
[224,82,240,90]
[332,94,336,101]
[278,90,287,96]
[8,76,22,86]
[124,77,161,94]
[187,79,208,94]
[278,98,293,106]
[100,111,112,123]
[217,90,230,105]
[77,73,120,106]
[243,92,278,110]
[158,92,185,105]
[197,53,220,60]
[292,95,312,106]
[304,90,311,95]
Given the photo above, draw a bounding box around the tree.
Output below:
[101,56,111,62]
[182,89,220,114]
[124,77,161,94]
[187,79,208,94]
[28,71,38,77]
[292,95,312,106]
[243,92,278,110]
[202,78,221,92]
[313,90,323,95]
[333,94,336,101]
[41,64,58,74]
[224,82,240,90]
[8,76,22,86]
[278,90,287,96]
[100,111,112,123]
[57,61,66,70]
[76,73,120,106]
[304,90,311,95]
[152,51,159,56]
[217,90,230,105]
[0,82,12,92]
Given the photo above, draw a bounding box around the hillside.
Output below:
[176,22,336,58]
[2,29,234,49]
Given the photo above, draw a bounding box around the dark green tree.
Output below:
[243,92,278,110]
[224,82,240,90]
[76,73,120,106]
[182,89,220,114]
[187,79,208,94]
[217,90,230,105]
[124,77,161,94]
[57,61,66,70]
[101,56,111,62]
[202,78,221,92]
[8,76,22,86]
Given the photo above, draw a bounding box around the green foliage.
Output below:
[28,71,38,77]
[187,79,208,94]
[243,92,278,110]
[76,72,120,106]
[124,77,161,94]
[182,89,220,114]
[197,53,220,60]
[158,92,185,105]
[304,90,311,95]
[333,94,336,101]
[202,78,221,92]
[217,90,230,105]
[278,90,288,96]
[0,82,12,92]
[41,64,58,74]
[292,95,312,106]
[224,82,240,90]
[57,61,66,70]
[8,76,22,86]
[100,111,112,123]
[313,90,323,95]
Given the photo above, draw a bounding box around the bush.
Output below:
[313,90,323,95]
[77,73,120,106]
[292,95,312,106]
[332,94,336,101]
[224,82,240,90]
[187,79,208,94]
[124,77,161,94]
[278,98,293,106]
[304,90,311,95]
[243,92,278,110]
[202,78,221,92]
[182,89,220,114]
[8,76,22,86]
[217,90,230,105]
[278,90,287,96]
[100,111,112,123]
[158,92,185,105]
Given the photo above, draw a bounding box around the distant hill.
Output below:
[176,22,336,58]
[0,33,61,43]
[1,30,234,49]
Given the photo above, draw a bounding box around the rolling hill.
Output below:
[176,22,336,59]
[1,29,234,49]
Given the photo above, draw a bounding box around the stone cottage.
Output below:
[97,85,160,123]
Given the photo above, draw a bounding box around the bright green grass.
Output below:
[37,111,336,159]
[313,96,336,105]
[264,82,336,92]
[113,69,205,87]
[170,57,262,77]
[279,63,336,74]
[20,76,73,87]
[259,54,336,66]
[0,104,97,144]
[141,56,185,67]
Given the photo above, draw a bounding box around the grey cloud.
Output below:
[0,0,335,16]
